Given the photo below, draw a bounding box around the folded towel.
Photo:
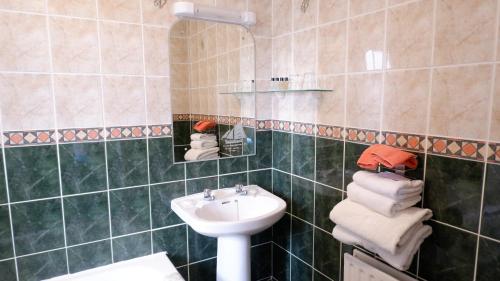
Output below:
[347,182,421,217]
[332,224,432,270]
[329,199,432,254]
[357,144,418,170]
[190,140,218,149]
[190,133,217,141]
[353,171,423,199]
[184,147,219,161]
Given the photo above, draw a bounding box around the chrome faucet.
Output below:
[203,189,215,201]
[235,184,248,195]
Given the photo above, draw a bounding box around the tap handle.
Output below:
[203,188,212,197]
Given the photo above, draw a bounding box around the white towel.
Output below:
[184,147,219,161]
[353,171,423,198]
[190,140,218,149]
[347,182,422,217]
[190,133,217,141]
[329,199,432,254]
[332,224,432,271]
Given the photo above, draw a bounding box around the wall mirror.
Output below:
[169,19,256,163]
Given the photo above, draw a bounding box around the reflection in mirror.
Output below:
[169,19,256,163]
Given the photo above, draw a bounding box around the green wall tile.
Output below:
[419,221,476,281]
[219,156,247,174]
[476,237,500,281]
[152,225,187,267]
[189,257,216,281]
[316,138,343,188]
[186,176,218,195]
[0,206,12,259]
[273,214,291,251]
[67,240,111,273]
[273,244,290,281]
[314,228,340,280]
[481,163,500,240]
[219,172,247,188]
[248,169,272,191]
[151,181,185,228]
[59,142,106,195]
[148,137,185,183]
[0,150,7,204]
[248,130,272,170]
[273,131,291,172]
[424,155,483,231]
[186,160,218,179]
[6,145,59,202]
[314,184,342,232]
[292,134,315,180]
[251,243,271,280]
[112,232,151,262]
[0,259,17,281]
[110,186,150,236]
[188,227,217,263]
[12,199,64,255]
[291,255,312,281]
[343,142,369,189]
[107,139,148,188]
[291,217,313,264]
[17,249,67,281]
[64,193,109,245]
[173,121,192,145]
[291,176,314,223]
[273,170,291,212]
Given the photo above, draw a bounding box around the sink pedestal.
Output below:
[216,235,250,281]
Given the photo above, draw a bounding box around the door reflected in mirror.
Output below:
[169,19,256,163]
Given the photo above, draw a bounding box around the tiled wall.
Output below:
[0,0,274,281]
[265,0,500,281]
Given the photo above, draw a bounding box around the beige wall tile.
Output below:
[249,0,272,37]
[293,93,318,122]
[346,73,383,130]
[348,11,385,72]
[50,17,99,73]
[144,26,170,76]
[171,88,190,114]
[383,70,430,134]
[272,35,292,76]
[430,65,492,140]
[217,55,228,84]
[102,76,146,127]
[170,21,187,37]
[0,74,54,131]
[318,21,346,75]
[100,22,143,75]
[216,23,228,54]
[228,49,241,82]
[0,13,49,72]
[293,29,317,75]
[206,26,217,57]
[319,0,347,24]
[226,25,241,51]
[273,0,292,36]
[0,0,45,12]
[317,75,345,126]
[293,0,317,31]
[256,37,272,80]
[171,63,189,89]
[273,95,294,121]
[490,67,500,142]
[386,0,433,69]
[216,0,245,10]
[256,93,272,119]
[48,0,97,18]
[146,77,171,125]
[207,57,217,86]
[54,75,103,128]
[141,0,176,27]
[98,0,141,23]
[169,36,188,64]
[434,0,496,65]
[349,0,385,17]
[388,0,413,6]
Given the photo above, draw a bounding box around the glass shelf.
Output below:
[218,89,334,95]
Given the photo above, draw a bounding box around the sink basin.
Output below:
[171,185,286,281]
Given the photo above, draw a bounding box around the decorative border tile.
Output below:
[316,124,344,140]
[487,142,500,164]
[58,128,105,143]
[345,127,379,144]
[3,130,57,147]
[172,114,190,121]
[292,122,315,135]
[272,120,292,132]
[427,136,487,161]
[106,126,148,140]
[381,131,427,153]
[148,124,172,138]
[256,120,273,130]
[173,113,257,127]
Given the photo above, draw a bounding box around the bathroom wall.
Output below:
[267,0,500,281]
[0,0,273,281]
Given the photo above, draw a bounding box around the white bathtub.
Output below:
[45,252,185,281]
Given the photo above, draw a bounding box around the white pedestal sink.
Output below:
[171,185,286,281]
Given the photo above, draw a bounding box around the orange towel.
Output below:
[357,144,417,170]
